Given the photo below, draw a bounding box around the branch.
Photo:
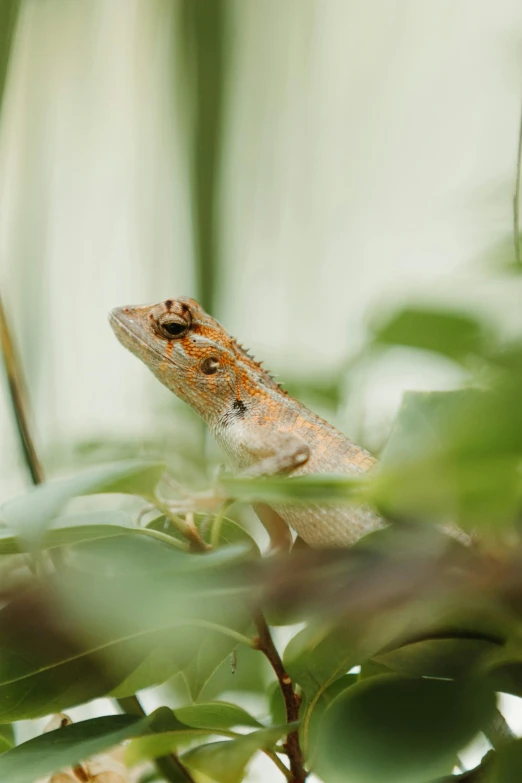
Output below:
[0,294,44,485]
[253,611,307,782]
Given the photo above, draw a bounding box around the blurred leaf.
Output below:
[303,673,357,764]
[487,738,522,782]
[0,713,152,783]
[174,701,262,730]
[148,512,260,555]
[182,629,252,701]
[195,640,269,702]
[0,0,20,113]
[483,661,522,699]
[316,675,496,783]
[181,725,294,783]
[0,523,132,555]
[283,375,344,412]
[268,680,286,726]
[220,474,365,505]
[0,724,14,754]
[376,390,522,528]
[0,536,254,720]
[284,624,379,758]
[126,728,218,767]
[0,461,165,547]
[370,307,491,364]
[373,636,503,679]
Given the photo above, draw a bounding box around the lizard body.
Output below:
[109,297,383,547]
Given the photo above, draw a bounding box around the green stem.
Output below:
[153,497,208,551]
[136,526,190,552]
[210,499,234,549]
[0,294,44,485]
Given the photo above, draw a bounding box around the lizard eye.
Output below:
[159,319,188,339]
[200,357,219,375]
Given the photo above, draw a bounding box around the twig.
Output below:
[116,696,197,783]
[153,497,208,551]
[264,748,292,780]
[0,294,44,485]
[513,98,522,267]
[253,611,307,782]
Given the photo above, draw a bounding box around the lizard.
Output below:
[109,296,383,548]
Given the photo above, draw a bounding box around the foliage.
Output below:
[0,303,521,781]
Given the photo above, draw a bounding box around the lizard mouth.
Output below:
[109,307,167,365]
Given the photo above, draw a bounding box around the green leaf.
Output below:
[174,701,262,730]
[304,674,357,765]
[220,473,366,505]
[0,461,165,547]
[483,661,522,698]
[0,713,152,783]
[182,630,253,701]
[316,675,496,783]
[148,512,260,554]
[373,636,502,679]
[0,724,14,754]
[284,624,378,757]
[181,725,293,783]
[268,681,286,726]
[376,390,522,528]
[125,728,219,767]
[370,306,490,364]
[487,737,522,782]
[0,536,254,721]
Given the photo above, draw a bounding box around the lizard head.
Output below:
[110,297,283,424]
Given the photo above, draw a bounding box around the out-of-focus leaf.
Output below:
[303,673,357,764]
[174,702,262,730]
[483,661,522,699]
[148,512,259,555]
[181,725,294,783]
[284,624,381,758]
[283,376,344,412]
[0,536,254,721]
[0,1,20,113]
[182,629,253,701]
[373,636,503,679]
[195,640,269,702]
[0,713,152,783]
[486,737,522,782]
[316,675,496,783]
[0,724,14,754]
[125,728,217,767]
[220,474,366,505]
[0,522,133,555]
[268,681,286,726]
[376,389,522,529]
[0,461,165,547]
[370,306,491,364]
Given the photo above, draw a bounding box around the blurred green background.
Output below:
[1,0,522,504]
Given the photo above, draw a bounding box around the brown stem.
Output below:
[253,611,307,782]
[0,294,44,485]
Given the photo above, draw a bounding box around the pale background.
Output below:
[1,1,522,779]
